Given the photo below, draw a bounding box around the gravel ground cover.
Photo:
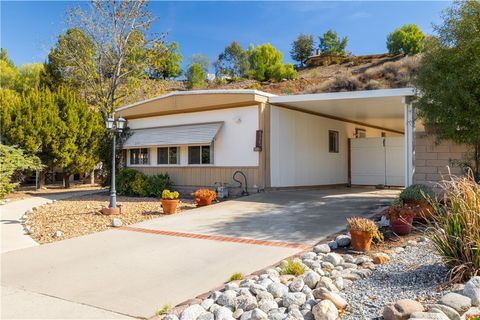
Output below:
[25,193,195,244]
[342,240,449,319]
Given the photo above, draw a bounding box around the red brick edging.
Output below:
[118,226,310,250]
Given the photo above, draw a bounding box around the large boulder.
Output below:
[383,299,424,320]
[464,276,480,306]
[312,300,338,320]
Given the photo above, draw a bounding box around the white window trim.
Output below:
[157,146,180,165]
[129,148,150,166]
[188,144,214,165]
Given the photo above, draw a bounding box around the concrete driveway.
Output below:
[1,187,397,319]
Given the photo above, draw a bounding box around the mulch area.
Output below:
[25,193,196,244]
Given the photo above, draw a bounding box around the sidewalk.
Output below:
[0,189,105,253]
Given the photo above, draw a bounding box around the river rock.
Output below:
[282,292,306,308]
[439,292,471,314]
[312,300,338,320]
[217,290,237,308]
[235,294,257,311]
[335,235,351,247]
[463,276,480,306]
[179,305,206,320]
[383,299,424,320]
[426,304,460,320]
[313,244,331,254]
[268,282,288,298]
[289,277,304,292]
[214,306,234,320]
[303,271,320,289]
[311,287,347,309]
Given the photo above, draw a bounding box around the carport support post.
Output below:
[404,98,415,186]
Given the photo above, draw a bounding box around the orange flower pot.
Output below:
[350,229,373,251]
[161,199,179,215]
[195,195,215,207]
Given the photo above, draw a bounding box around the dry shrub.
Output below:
[321,75,363,92]
[428,173,480,282]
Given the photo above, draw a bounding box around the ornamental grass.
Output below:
[428,174,480,282]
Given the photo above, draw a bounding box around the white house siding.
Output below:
[270,106,401,187]
[126,106,259,167]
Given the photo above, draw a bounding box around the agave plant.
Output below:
[427,174,480,282]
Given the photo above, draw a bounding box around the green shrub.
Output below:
[280,259,305,276]
[229,272,244,281]
[117,169,173,198]
[146,174,173,198]
[155,305,170,316]
[428,175,480,282]
[399,184,434,203]
[0,144,43,198]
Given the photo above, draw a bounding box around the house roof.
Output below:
[269,88,416,133]
[116,89,275,119]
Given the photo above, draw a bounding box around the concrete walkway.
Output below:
[0,189,104,253]
[1,187,397,319]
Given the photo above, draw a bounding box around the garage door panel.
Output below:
[351,137,404,186]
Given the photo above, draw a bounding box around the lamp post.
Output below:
[105,116,126,209]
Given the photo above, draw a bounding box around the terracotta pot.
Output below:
[195,195,215,207]
[350,229,373,251]
[391,215,413,235]
[161,199,179,215]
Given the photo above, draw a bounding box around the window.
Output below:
[157,147,179,165]
[328,131,339,153]
[130,148,149,165]
[355,128,366,138]
[188,145,212,164]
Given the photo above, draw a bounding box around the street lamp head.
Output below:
[105,117,114,130]
[116,118,126,130]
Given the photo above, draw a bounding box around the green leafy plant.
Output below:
[162,189,179,200]
[0,144,43,198]
[346,217,383,241]
[155,305,170,316]
[280,259,305,276]
[117,169,173,198]
[229,272,244,281]
[399,184,434,204]
[427,174,480,282]
[387,24,425,55]
[147,174,173,198]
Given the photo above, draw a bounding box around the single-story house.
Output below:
[116,88,468,193]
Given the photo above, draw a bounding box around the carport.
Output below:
[268,88,417,187]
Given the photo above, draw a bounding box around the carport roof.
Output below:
[269,88,416,133]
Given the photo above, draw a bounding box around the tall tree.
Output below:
[0,49,18,89]
[215,41,249,79]
[148,41,182,79]
[185,63,206,89]
[387,24,425,55]
[318,29,348,56]
[415,1,480,176]
[189,54,210,74]
[46,1,165,115]
[246,43,297,82]
[290,34,314,67]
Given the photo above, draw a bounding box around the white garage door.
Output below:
[351,137,405,186]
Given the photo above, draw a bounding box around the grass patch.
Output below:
[280,259,305,276]
[156,305,170,316]
[229,272,244,281]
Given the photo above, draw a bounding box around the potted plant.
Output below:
[192,189,217,207]
[399,184,434,220]
[384,198,414,235]
[161,190,180,215]
[346,216,383,251]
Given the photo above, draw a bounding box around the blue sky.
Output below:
[1,1,451,72]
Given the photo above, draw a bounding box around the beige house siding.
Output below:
[414,132,469,185]
[130,166,259,190]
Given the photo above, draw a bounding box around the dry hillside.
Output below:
[124,54,421,104]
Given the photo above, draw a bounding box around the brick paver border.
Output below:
[118,226,310,250]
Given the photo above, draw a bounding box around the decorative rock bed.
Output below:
[159,234,479,320]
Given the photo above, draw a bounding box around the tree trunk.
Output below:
[90,169,95,185]
[38,171,46,189]
[63,172,71,189]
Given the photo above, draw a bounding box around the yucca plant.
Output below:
[428,174,480,282]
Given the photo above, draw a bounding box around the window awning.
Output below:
[123,122,223,148]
